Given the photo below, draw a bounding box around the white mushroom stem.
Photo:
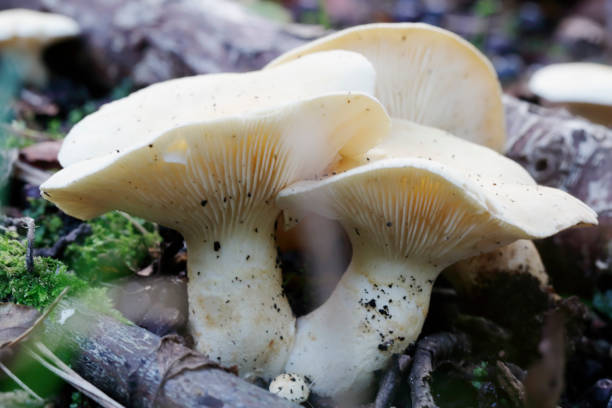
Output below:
[2,44,48,86]
[184,215,294,378]
[285,236,440,396]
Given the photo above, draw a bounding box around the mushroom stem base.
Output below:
[185,226,295,380]
[284,250,439,397]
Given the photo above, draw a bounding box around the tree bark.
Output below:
[504,96,612,295]
[41,299,299,408]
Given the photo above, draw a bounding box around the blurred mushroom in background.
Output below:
[0,9,80,87]
[528,62,612,126]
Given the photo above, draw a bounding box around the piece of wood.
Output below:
[504,95,612,295]
[40,299,299,408]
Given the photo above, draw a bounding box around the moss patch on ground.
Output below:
[0,231,86,309]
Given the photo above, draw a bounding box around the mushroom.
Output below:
[443,239,548,298]
[0,8,80,86]
[41,91,390,380]
[269,373,310,403]
[58,50,379,167]
[276,136,597,396]
[266,22,505,151]
[528,62,612,126]
[268,23,544,301]
[332,118,550,297]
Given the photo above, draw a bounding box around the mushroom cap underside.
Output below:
[266,23,505,152]
[41,93,390,238]
[277,158,597,264]
[59,50,378,167]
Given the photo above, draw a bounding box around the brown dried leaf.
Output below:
[19,140,62,168]
[0,303,40,349]
[0,287,69,351]
[136,264,154,277]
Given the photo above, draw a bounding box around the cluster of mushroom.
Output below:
[41,22,597,401]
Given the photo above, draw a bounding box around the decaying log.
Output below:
[504,96,612,295]
[6,0,325,90]
[40,299,299,408]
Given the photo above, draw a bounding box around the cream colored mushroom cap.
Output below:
[267,23,505,152]
[277,158,597,264]
[528,62,612,106]
[41,93,390,236]
[58,50,378,167]
[0,9,79,44]
[334,119,534,185]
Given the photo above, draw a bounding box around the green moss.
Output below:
[0,231,87,309]
[64,211,160,281]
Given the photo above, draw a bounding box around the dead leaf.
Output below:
[0,287,69,351]
[136,264,154,277]
[19,140,63,168]
[0,303,40,349]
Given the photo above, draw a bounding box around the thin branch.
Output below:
[0,361,44,402]
[22,217,35,274]
[34,223,92,258]
[26,347,125,408]
[118,211,149,236]
[374,354,411,408]
[408,332,471,408]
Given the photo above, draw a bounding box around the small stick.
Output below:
[118,211,149,236]
[0,361,44,402]
[374,354,411,408]
[495,361,526,407]
[408,332,470,408]
[34,223,92,258]
[22,217,35,274]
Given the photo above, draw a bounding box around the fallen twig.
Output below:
[495,361,526,408]
[374,354,411,408]
[27,344,125,408]
[0,361,44,402]
[408,332,471,408]
[34,223,91,258]
[118,211,149,236]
